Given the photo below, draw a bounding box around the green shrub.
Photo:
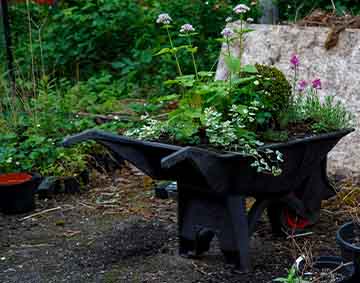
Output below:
[255,64,292,120]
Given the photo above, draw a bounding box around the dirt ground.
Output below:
[0,165,354,283]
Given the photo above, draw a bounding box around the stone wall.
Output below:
[216,24,360,182]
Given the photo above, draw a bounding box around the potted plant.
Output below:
[63,3,354,272]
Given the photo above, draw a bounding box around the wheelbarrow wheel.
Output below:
[267,202,313,236]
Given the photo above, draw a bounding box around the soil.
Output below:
[0,165,356,283]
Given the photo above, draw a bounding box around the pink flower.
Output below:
[298,80,308,92]
[312,79,322,90]
[290,54,300,69]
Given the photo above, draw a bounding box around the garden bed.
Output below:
[0,164,356,283]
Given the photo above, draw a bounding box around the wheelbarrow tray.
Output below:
[63,128,352,197]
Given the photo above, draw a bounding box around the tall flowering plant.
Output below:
[126,3,285,176]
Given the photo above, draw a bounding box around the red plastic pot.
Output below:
[0,173,41,214]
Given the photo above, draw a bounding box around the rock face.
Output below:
[216,24,360,182]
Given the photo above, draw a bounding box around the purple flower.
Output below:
[233,4,251,14]
[225,17,233,23]
[312,79,322,90]
[290,54,300,69]
[180,24,195,33]
[156,13,172,25]
[221,27,234,38]
[298,80,308,92]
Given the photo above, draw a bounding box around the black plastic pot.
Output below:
[0,173,41,214]
[37,171,90,199]
[336,222,360,282]
[298,256,354,283]
[63,128,353,272]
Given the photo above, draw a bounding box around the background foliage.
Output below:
[0,0,355,176]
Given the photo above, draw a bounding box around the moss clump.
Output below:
[255,64,292,121]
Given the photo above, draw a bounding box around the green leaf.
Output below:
[187,46,198,53]
[154,48,172,56]
[154,94,179,102]
[242,64,258,74]
[111,61,124,69]
[232,76,256,85]
[198,71,214,77]
[224,55,241,74]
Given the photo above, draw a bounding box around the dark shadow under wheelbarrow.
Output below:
[63,128,353,272]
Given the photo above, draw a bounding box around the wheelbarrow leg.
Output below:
[226,195,251,272]
[177,183,197,256]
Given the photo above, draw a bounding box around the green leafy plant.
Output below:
[0,74,131,177]
[273,267,309,283]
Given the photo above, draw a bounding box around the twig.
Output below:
[76,112,137,122]
[17,244,54,249]
[19,206,63,221]
[78,201,96,209]
[312,262,353,282]
[286,231,314,240]
[191,262,208,275]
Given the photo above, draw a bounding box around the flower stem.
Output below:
[226,38,232,94]
[166,27,182,76]
[239,16,244,75]
[188,37,198,80]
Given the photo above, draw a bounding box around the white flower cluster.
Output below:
[221,27,234,39]
[125,118,165,140]
[233,4,250,14]
[180,24,195,33]
[156,13,172,25]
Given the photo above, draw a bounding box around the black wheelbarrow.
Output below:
[63,128,353,272]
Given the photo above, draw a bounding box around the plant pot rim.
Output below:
[0,173,36,187]
[336,221,360,251]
